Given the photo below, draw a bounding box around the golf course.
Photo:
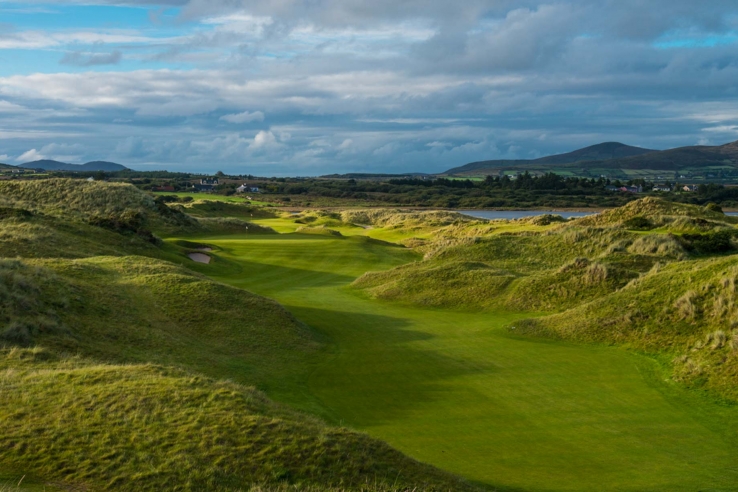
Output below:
[2,179,738,491]
[172,220,738,491]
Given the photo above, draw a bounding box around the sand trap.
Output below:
[188,253,211,264]
[197,247,213,252]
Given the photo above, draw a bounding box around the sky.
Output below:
[0,1,737,175]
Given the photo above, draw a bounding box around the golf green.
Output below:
[193,233,738,491]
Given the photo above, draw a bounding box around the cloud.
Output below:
[17,149,45,162]
[251,130,279,149]
[0,154,10,162]
[220,110,265,123]
[1,0,738,174]
[60,50,122,67]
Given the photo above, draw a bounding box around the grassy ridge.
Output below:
[349,197,738,404]
[517,255,738,401]
[1,348,473,492]
[0,180,478,491]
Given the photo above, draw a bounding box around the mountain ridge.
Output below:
[446,142,657,174]
[17,159,128,172]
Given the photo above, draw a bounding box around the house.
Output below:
[86,176,95,181]
[682,185,698,192]
[605,185,619,192]
[652,185,671,192]
[236,184,260,193]
[193,177,219,192]
[619,185,642,193]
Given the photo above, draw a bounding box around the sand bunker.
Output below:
[197,247,213,251]
[188,253,211,264]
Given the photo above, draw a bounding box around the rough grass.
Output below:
[574,196,737,228]
[0,255,474,491]
[0,260,68,346]
[175,200,277,219]
[351,199,738,314]
[516,256,738,402]
[0,348,473,492]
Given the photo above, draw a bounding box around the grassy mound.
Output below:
[575,196,736,229]
[0,348,475,492]
[340,209,478,228]
[5,256,316,390]
[353,199,738,313]
[517,256,738,402]
[175,200,277,219]
[296,226,344,237]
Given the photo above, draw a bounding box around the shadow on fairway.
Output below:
[286,305,491,427]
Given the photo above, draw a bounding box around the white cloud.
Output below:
[17,149,45,162]
[220,110,265,123]
[0,154,10,162]
[0,29,158,50]
[251,130,279,149]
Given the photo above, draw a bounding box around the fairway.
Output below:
[178,232,738,491]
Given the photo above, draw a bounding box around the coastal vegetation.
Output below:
[1,179,737,491]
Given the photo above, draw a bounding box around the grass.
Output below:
[0,348,473,492]
[0,180,479,491]
[4,184,738,491]
[175,227,738,492]
[153,191,275,206]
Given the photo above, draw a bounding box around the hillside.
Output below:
[585,139,738,170]
[446,139,738,180]
[446,142,656,174]
[351,198,738,403]
[0,179,477,491]
[18,159,128,172]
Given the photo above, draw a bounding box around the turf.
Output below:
[153,191,275,206]
[174,229,738,492]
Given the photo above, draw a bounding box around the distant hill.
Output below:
[321,172,432,179]
[445,140,738,179]
[589,140,738,171]
[19,159,128,172]
[447,142,656,174]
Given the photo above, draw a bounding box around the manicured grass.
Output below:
[179,230,738,492]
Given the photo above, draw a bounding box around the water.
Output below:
[459,210,597,220]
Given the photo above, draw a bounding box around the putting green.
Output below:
[184,233,738,491]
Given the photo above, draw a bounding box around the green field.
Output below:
[172,229,738,492]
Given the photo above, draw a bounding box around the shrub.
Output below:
[623,216,653,230]
[709,330,727,350]
[529,214,566,226]
[679,231,735,254]
[704,202,724,214]
[0,207,33,221]
[628,235,685,257]
[675,291,699,320]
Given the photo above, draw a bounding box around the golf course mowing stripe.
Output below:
[180,232,738,492]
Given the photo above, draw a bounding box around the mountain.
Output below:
[446,142,656,174]
[19,159,128,172]
[589,140,738,171]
